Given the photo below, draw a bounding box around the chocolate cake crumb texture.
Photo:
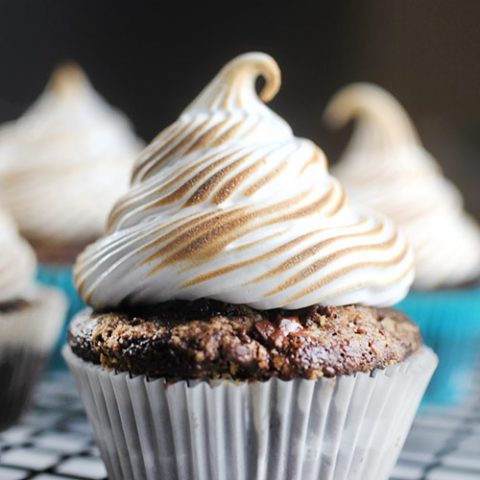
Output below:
[69,299,421,381]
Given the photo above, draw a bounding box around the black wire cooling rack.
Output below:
[0,368,480,480]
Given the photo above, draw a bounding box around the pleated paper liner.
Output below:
[0,288,66,430]
[64,346,437,480]
[0,346,48,431]
[37,264,85,367]
[396,285,480,405]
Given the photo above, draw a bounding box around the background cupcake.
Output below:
[324,83,480,404]
[65,53,436,480]
[0,63,143,363]
[0,207,66,430]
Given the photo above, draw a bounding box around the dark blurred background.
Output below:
[0,0,479,217]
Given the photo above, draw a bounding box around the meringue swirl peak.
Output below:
[49,63,90,98]
[326,83,480,289]
[0,63,143,245]
[75,53,414,310]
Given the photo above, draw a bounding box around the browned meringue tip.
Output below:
[226,52,281,103]
[322,83,379,129]
[323,83,419,141]
[183,52,282,115]
[48,62,89,97]
[224,52,282,102]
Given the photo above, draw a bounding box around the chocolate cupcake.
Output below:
[0,63,143,364]
[325,83,480,404]
[0,208,66,431]
[64,53,437,480]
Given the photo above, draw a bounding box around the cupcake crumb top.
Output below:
[69,299,421,381]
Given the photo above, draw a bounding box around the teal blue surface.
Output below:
[396,286,480,405]
[36,264,85,368]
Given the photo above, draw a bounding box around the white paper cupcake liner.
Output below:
[0,286,67,430]
[0,286,67,350]
[0,346,48,430]
[64,346,437,480]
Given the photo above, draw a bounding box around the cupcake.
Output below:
[324,83,480,404]
[0,63,143,362]
[64,53,437,480]
[0,208,66,430]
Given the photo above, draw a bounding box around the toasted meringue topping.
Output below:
[0,63,143,245]
[326,83,480,289]
[0,208,36,302]
[75,53,413,309]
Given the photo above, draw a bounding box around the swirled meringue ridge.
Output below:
[75,53,414,310]
[325,83,480,290]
